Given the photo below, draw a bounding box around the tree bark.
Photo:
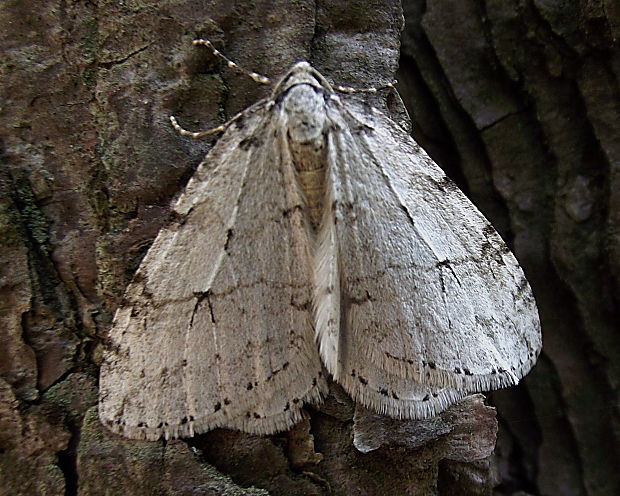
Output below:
[1,1,618,495]
[400,1,620,495]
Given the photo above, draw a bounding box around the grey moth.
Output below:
[99,51,542,441]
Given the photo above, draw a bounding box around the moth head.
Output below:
[272,61,334,98]
[276,64,332,145]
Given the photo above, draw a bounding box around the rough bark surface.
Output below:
[0,0,617,495]
[400,1,620,495]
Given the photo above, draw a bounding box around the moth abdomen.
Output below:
[281,84,332,230]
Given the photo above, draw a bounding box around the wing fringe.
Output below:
[100,374,327,441]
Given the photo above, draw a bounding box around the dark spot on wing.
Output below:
[399,204,416,227]
[282,205,303,218]
[266,361,290,382]
[437,259,461,286]
[224,229,234,252]
[434,176,459,193]
[192,290,215,324]
[518,276,530,293]
[480,240,494,256]
[385,352,415,365]
[353,122,374,135]
[192,291,209,304]
[482,225,495,237]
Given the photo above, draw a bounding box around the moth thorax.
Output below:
[283,84,329,230]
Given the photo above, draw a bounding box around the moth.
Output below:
[99,41,542,441]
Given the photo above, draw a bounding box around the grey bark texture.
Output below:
[0,1,617,496]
